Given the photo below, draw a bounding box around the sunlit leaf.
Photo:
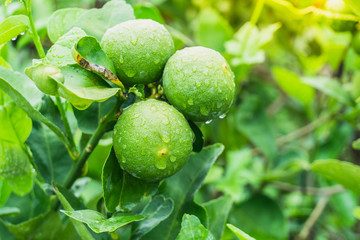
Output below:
[272,66,315,106]
[195,8,233,52]
[227,224,256,240]
[0,15,29,46]
[302,76,354,106]
[176,214,215,240]
[312,159,360,195]
[61,210,145,233]
[47,8,87,43]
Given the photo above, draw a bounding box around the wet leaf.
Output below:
[73,36,124,89]
[0,15,29,45]
[47,8,87,43]
[176,214,215,240]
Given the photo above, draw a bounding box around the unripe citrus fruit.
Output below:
[101,19,175,87]
[25,64,64,96]
[113,99,194,182]
[162,46,235,122]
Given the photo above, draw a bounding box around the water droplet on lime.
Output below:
[170,156,177,162]
[200,106,210,116]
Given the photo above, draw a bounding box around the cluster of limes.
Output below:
[100,19,235,182]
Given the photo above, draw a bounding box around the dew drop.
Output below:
[154,58,160,64]
[170,156,177,162]
[187,98,194,105]
[11,37,17,41]
[200,106,210,116]
[125,69,136,77]
[160,132,170,143]
[119,54,124,64]
[155,158,167,170]
[219,113,226,119]
[205,119,213,124]
[130,35,138,45]
[20,32,25,36]
[195,80,202,88]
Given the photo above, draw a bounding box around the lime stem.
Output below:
[55,96,78,158]
[250,0,265,25]
[24,0,46,58]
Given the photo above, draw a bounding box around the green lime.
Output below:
[101,19,175,87]
[113,99,194,182]
[162,46,235,122]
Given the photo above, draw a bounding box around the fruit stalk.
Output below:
[63,97,123,189]
[250,0,265,25]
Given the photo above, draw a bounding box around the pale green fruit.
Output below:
[101,19,175,86]
[113,99,194,182]
[162,46,235,122]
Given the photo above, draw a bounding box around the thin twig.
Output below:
[276,113,335,145]
[55,96,78,158]
[271,182,345,196]
[296,196,330,240]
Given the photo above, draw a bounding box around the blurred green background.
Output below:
[1,0,360,239]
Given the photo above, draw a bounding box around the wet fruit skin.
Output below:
[101,19,175,87]
[162,46,235,122]
[113,99,194,182]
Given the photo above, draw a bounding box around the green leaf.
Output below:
[61,210,145,233]
[45,27,87,67]
[203,195,233,240]
[225,22,280,69]
[0,142,33,196]
[272,67,315,106]
[143,144,224,240]
[0,207,20,217]
[0,102,32,144]
[344,0,360,16]
[352,138,360,150]
[102,148,122,213]
[118,173,159,212]
[330,191,357,227]
[312,159,360,195]
[228,194,288,240]
[188,120,204,153]
[54,65,120,110]
[55,187,96,240]
[176,214,215,240]
[354,207,360,220]
[235,96,277,160]
[73,36,124,89]
[215,149,254,201]
[302,77,354,106]
[0,67,71,153]
[0,180,11,208]
[133,3,165,24]
[226,224,256,240]
[47,8,87,43]
[0,15,29,45]
[74,97,117,134]
[132,195,174,240]
[74,0,135,41]
[195,8,233,52]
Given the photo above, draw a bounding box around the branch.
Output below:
[271,182,345,196]
[62,98,123,189]
[296,196,330,240]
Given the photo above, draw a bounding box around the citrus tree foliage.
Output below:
[1,0,360,239]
